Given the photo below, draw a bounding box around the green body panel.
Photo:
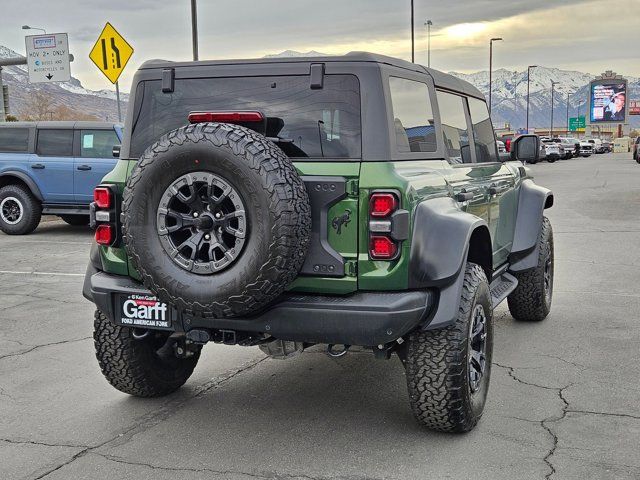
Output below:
[97,155,521,294]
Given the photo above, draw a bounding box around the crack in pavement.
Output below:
[28,356,267,479]
[0,438,89,449]
[565,410,640,421]
[493,362,570,480]
[0,337,91,362]
[95,453,383,480]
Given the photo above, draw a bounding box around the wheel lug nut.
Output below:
[193,212,199,218]
[215,212,222,219]
[205,234,211,240]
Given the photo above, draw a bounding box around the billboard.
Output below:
[590,82,627,123]
[630,100,640,116]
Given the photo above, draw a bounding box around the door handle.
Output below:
[31,163,45,169]
[77,165,92,171]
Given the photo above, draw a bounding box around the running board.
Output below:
[490,271,518,308]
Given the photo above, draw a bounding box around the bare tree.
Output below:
[23,91,55,120]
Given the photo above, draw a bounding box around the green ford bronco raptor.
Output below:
[83,52,554,433]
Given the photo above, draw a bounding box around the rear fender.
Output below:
[408,197,491,330]
[509,179,553,271]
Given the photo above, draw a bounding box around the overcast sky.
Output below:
[2,0,639,92]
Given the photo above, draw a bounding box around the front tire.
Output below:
[0,184,41,235]
[405,263,493,433]
[507,217,554,322]
[93,310,200,397]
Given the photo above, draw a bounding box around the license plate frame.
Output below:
[115,293,174,330]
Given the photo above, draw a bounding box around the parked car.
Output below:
[578,140,594,157]
[540,138,563,162]
[587,138,607,154]
[0,121,122,234]
[633,137,640,163]
[602,140,614,153]
[83,52,554,433]
[497,140,506,153]
[549,137,574,159]
[556,137,581,159]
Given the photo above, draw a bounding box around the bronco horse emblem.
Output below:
[331,209,351,235]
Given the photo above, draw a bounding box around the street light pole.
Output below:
[550,81,559,138]
[190,0,199,61]
[526,65,537,133]
[410,0,415,63]
[566,90,573,133]
[489,37,503,115]
[424,20,433,68]
[22,25,46,34]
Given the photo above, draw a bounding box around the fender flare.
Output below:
[0,171,44,201]
[408,197,492,330]
[408,197,489,288]
[509,179,553,271]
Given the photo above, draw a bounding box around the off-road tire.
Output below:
[60,215,90,226]
[405,263,493,433]
[93,310,200,397]
[123,122,311,318]
[0,184,41,235]
[507,216,554,322]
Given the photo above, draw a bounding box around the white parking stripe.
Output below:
[0,270,85,277]
[0,240,92,245]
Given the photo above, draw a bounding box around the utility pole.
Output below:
[566,90,573,133]
[190,0,199,61]
[550,81,559,138]
[526,65,537,133]
[410,0,415,63]
[425,20,433,68]
[489,38,503,115]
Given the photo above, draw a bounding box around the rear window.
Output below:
[80,129,120,158]
[0,128,29,153]
[130,75,361,159]
[388,77,436,153]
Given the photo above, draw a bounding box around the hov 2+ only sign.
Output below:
[89,23,134,84]
[25,33,71,83]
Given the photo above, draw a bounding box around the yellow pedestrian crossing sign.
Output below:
[89,23,133,84]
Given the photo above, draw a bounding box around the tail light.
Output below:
[95,224,114,245]
[92,185,117,246]
[368,191,402,261]
[94,187,112,209]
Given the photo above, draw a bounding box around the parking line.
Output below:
[0,270,85,277]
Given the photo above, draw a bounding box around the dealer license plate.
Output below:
[116,294,173,329]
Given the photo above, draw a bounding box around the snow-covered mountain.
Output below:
[1,45,127,121]
[450,66,640,129]
[264,50,327,58]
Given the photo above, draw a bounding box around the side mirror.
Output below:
[112,145,121,158]
[510,135,540,163]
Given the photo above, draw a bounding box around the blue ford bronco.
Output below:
[0,121,122,234]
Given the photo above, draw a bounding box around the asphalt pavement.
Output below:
[1,152,639,480]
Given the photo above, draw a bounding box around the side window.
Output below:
[388,77,436,153]
[436,91,473,164]
[0,128,29,152]
[468,97,498,163]
[80,129,120,158]
[36,129,73,156]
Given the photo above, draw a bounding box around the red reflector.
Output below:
[369,235,397,260]
[370,193,398,217]
[95,224,114,245]
[188,111,264,124]
[94,187,112,209]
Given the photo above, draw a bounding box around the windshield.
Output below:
[130,75,361,159]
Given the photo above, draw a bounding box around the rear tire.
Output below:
[60,215,90,226]
[405,263,493,433]
[0,184,41,235]
[507,217,554,322]
[93,310,200,397]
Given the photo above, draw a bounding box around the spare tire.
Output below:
[123,122,311,318]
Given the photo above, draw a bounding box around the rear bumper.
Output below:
[84,268,435,347]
